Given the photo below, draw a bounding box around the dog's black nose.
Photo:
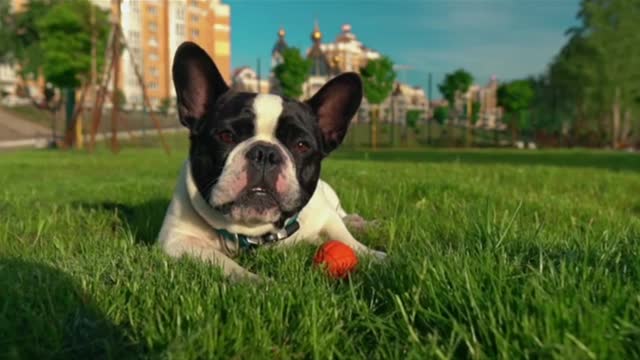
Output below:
[246,143,283,170]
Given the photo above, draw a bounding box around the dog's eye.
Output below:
[216,130,236,145]
[295,141,310,153]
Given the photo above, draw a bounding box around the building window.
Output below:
[147,5,157,14]
[191,14,199,22]
[149,67,159,76]
[176,7,185,20]
[148,37,158,47]
[148,81,159,90]
[149,52,159,62]
[191,29,199,37]
[214,41,230,56]
[128,30,140,42]
[176,24,185,36]
[148,22,157,32]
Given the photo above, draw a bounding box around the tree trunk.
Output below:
[620,109,632,146]
[511,114,517,146]
[612,86,621,149]
[448,111,456,146]
[64,88,76,144]
[465,97,472,147]
[401,122,408,147]
[390,116,395,147]
[370,106,378,149]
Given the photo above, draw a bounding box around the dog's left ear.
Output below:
[306,72,362,154]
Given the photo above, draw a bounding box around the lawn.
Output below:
[1,145,639,359]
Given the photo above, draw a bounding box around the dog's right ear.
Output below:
[172,41,229,130]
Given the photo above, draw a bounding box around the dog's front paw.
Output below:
[369,249,387,261]
[343,213,380,232]
[228,270,268,285]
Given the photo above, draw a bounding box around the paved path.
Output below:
[0,107,50,141]
[0,126,187,150]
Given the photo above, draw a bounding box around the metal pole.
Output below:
[428,72,432,145]
[110,0,121,153]
[256,58,261,93]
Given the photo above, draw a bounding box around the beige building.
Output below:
[457,76,503,129]
[231,67,270,94]
[269,23,428,124]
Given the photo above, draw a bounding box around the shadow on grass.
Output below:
[73,199,170,246]
[333,149,640,173]
[0,259,143,359]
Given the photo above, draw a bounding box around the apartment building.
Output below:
[119,0,231,109]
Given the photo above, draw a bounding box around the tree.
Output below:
[538,0,640,148]
[37,0,109,132]
[471,101,481,124]
[577,0,640,148]
[9,0,64,78]
[273,47,311,99]
[438,69,473,145]
[406,109,422,129]
[438,69,473,118]
[0,0,11,61]
[116,89,126,110]
[158,97,173,116]
[433,105,449,125]
[497,80,534,144]
[360,56,396,149]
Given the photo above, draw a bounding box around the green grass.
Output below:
[1,146,639,359]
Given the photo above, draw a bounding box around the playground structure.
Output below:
[63,0,170,155]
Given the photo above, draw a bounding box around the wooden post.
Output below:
[76,110,84,149]
[118,26,171,155]
[62,82,90,148]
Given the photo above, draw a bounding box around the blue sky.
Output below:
[226,0,580,99]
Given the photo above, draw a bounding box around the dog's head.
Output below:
[173,42,361,228]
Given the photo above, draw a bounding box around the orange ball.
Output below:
[313,240,359,278]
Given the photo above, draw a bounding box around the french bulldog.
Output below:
[157,42,385,281]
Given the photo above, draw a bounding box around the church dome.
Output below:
[272,27,288,56]
[308,21,330,77]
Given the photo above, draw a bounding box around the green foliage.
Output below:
[273,47,311,99]
[0,0,11,61]
[471,101,481,124]
[116,89,126,109]
[37,0,109,89]
[360,56,396,105]
[497,80,534,115]
[6,0,64,77]
[405,109,422,128]
[532,0,640,146]
[433,105,449,125]
[158,97,174,115]
[438,69,473,105]
[498,80,535,136]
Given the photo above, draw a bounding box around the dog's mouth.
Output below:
[215,186,280,213]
